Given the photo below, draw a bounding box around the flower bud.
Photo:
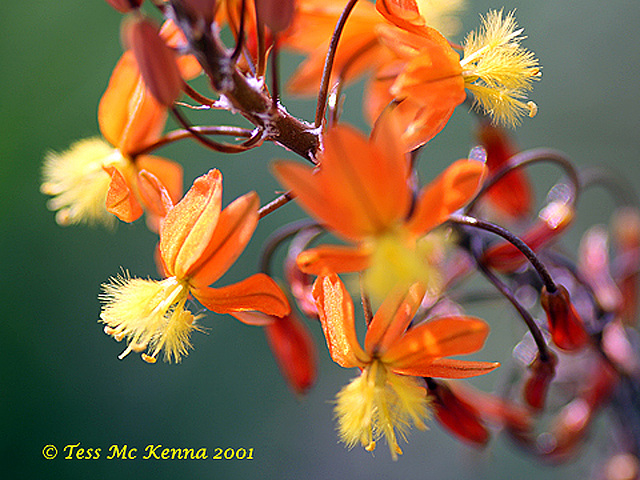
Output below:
[256,0,296,33]
[612,207,640,325]
[523,351,557,410]
[105,0,144,14]
[264,313,317,395]
[540,285,589,352]
[124,16,182,106]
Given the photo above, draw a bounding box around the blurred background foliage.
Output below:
[1,1,638,478]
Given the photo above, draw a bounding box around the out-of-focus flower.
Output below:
[314,273,498,459]
[273,111,485,301]
[100,169,290,363]
[540,285,589,352]
[42,21,201,229]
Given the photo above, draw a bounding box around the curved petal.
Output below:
[407,159,487,236]
[364,282,425,355]
[394,358,500,379]
[312,274,369,368]
[382,316,490,369]
[136,155,183,206]
[104,166,143,222]
[296,244,371,275]
[186,191,259,288]
[160,169,222,278]
[192,273,290,317]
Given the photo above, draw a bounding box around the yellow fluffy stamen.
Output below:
[99,274,200,363]
[334,360,431,460]
[41,137,130,227]
[460,9,541,127]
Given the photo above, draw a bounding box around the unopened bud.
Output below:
[105,0,144,14]
[124,16,183,106]
[523,351,557,410]
[264,313,317,395]
[256,0,296,33]
[104,166,144,223]
[540,285,589,352]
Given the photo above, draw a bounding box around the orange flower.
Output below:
[42,20,200,229]
[272,111,486,299]
[100,169,290,363]
[314,273,498,458]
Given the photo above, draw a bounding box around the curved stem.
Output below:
[314,0,360,128]
[259,219,320,275]
[230,0,247,63]
[258,191,295,219]
[449,214,558,294]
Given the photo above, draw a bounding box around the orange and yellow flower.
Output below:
[100,169,290,363]
[42,21,200,229]
[273,111,486,300]
[314,273,498,458]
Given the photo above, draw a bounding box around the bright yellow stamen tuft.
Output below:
[41,137,130,227]
[99,274,200,363]
[460,9,541,127]
[363,229,441,305]
[334,360,431,460]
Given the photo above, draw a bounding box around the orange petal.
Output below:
[312,274,369,368]
[137,169,174,223]
[193,273,290,317]
[364,282,425,355]
[395,358,500,379]
[98,51,167,153]
[296,244,371,275]
[136,155,183,206]
[186,191,259,288]
[104,166,143,222]
[160,169,222,278]
[159,19,202,80]
[382,316,490,368]
[407,159,487,236]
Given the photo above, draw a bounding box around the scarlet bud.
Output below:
[264,313,317,395]
[540,285,589,352]
[105,0,144,13]
[429,380,490,447]
[523,351,557,410]
[256,0,296,33]
[478,123,533,219]
[124,17,183,106]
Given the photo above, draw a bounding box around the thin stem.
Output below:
[259,219,320,275]
[315,0,360,128]
[449,214,558,294]
[254,0,267,78]
[230,0,247,63]
[469,235,552,362]
[258,191,295,219]
[171,107,257,153]
[182,81,216,106]
[359,272,373,326]
[270,35,280,112]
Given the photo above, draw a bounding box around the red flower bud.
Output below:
[105,0,144,14]
[612,207,640,325]
[256,0,296,33]
[540,285,589,352]
[264,313,317,395]
[429,380,490,447]
[523,351,557,410]
[124,16,182,107]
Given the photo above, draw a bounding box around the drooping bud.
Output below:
[105,0,144,14]
[428,380,490,447]
[256,0,296,33]
[540,285,589,352]
[124,16,183,106]
[477,123,533,219]
[264,313,317,395]
[612,207,640,325]
[523,351,557,410]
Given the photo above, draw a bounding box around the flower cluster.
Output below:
[43,0,640,473]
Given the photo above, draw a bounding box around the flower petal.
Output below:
[382,316,490,368]
[186,191,259,288]
[136,155,183,206]
[104,166,143,222]
[160,169,222,278]
[407,159,487,236]
[364,282,425,355]
[312,274,369,368]
[192,273,290,317]
[296,244,371,275]
[395,358,500,378]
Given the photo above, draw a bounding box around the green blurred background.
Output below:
[1,1,638,478]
